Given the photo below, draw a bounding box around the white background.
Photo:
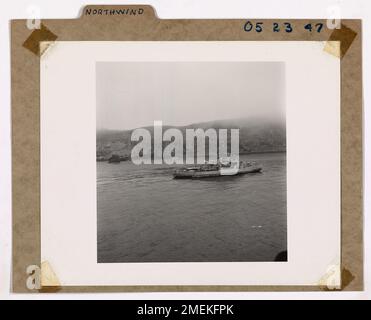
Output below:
[0,0,370,300]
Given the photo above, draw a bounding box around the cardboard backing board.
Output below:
[11,5,363,292]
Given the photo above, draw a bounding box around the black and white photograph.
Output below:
[96,61,287,263]
[38,40,343,287]
[5,0,366,300]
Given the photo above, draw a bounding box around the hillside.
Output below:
[96,118,286,160]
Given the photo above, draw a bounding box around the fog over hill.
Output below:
[96,118,286,160]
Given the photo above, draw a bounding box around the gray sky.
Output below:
[97,62,285,130]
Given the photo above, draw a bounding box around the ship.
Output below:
[173,158,262,179]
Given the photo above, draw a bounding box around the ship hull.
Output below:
[173,166,262,179]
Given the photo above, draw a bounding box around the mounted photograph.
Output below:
[37,38,346,288]
[9,3,363,294]
[96,61,287,263]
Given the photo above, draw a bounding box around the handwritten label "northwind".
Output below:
[85,7,145,16]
